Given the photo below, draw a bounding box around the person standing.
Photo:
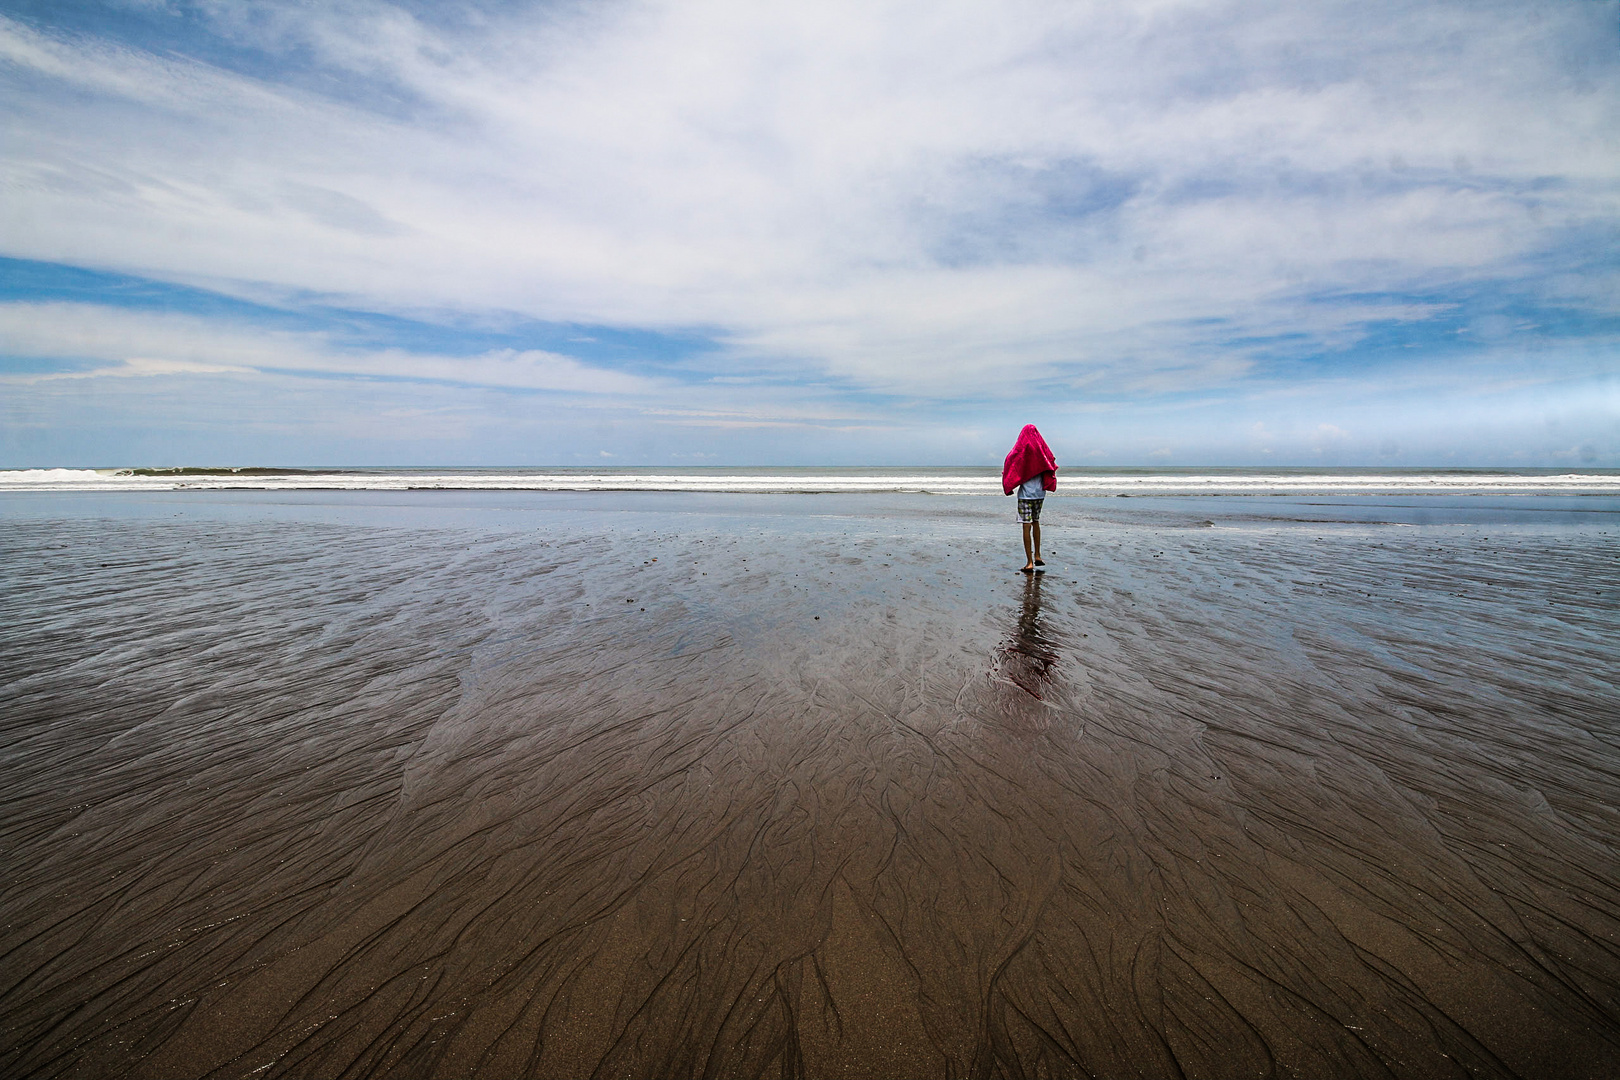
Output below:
[1001,424,1058,573]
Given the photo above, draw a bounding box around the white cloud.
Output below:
[38,356,256,379]
[0,302,654,394]
[0,0,1615,409]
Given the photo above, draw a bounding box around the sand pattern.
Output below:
[2,506,1617,1078]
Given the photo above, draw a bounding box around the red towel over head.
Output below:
[1002,424,1058,495]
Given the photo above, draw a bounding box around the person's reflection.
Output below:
[997,571,1059,698]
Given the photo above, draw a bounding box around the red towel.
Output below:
[1002,425,1058,495]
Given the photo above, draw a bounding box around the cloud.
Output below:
[0,302,655,394]
[30,356,256,380]
[0,1,1616,465]
[1,1,1614,401]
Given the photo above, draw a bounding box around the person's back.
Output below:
[1002,425,1057,572]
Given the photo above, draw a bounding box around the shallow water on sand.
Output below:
[2,494,1618,1078]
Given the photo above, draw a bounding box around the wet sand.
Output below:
[2,493,1618,1078]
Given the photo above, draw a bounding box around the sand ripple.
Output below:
[2,510,1617,1078]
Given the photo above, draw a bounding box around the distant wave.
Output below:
[2,467,1618,495]
[119,467,339,477]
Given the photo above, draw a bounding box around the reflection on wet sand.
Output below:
[996,572,1059,699]
[2,507,1618,1079]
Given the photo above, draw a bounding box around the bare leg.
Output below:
[1022,522,1035,569]
[1032,521,1042,564]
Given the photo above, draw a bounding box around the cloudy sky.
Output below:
[2,0,1616,466]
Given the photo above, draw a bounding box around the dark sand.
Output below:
[2,492,1618,1079]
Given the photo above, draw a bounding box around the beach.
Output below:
[2,489,1618,1078]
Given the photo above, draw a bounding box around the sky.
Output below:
[1,0,1617,467]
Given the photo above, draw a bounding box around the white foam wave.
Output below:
[0,468,116,486]
[1,468,1616,495]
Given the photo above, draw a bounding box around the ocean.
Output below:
[4,464,1619,495]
